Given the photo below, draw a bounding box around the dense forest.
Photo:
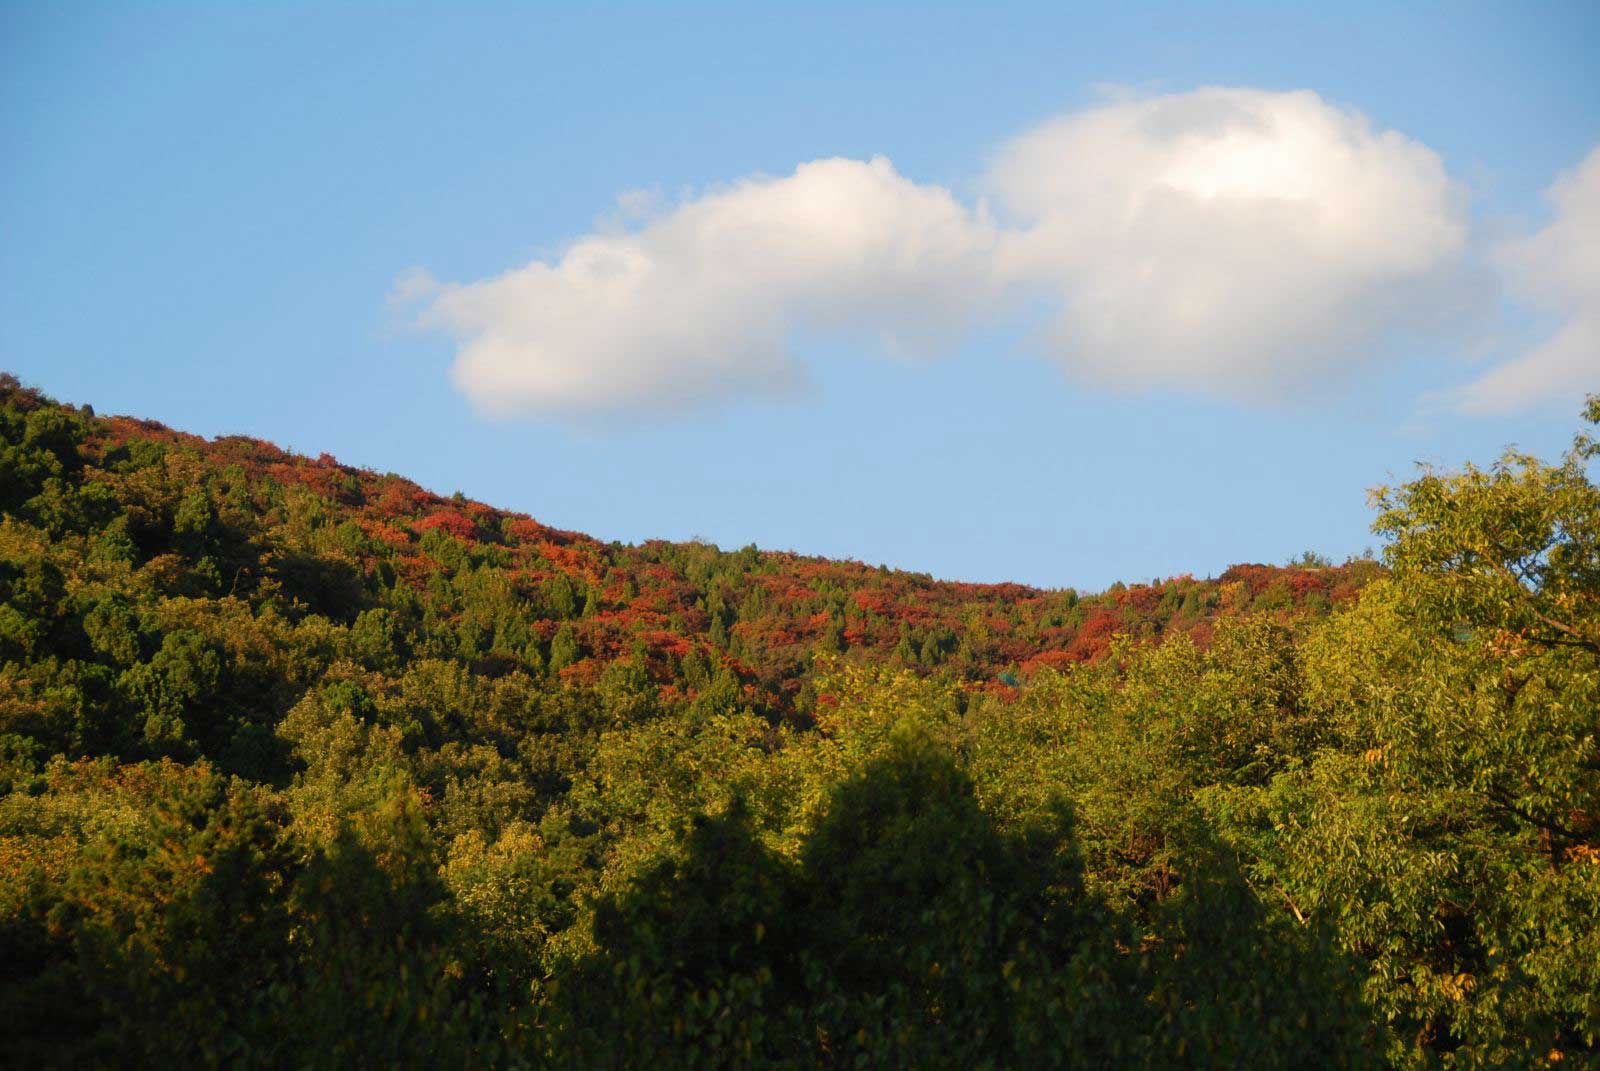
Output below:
[0,373,1595,1068]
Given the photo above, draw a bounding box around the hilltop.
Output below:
[0,373,1373,773]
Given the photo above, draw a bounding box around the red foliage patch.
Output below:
[415,509,478,542]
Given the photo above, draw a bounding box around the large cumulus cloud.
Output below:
[986,88,1473,397]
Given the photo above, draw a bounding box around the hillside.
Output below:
[3,373,1595,1069]
[0,374,1370,775]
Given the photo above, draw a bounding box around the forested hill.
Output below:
[0,371,1369,755]
[0,373,1371,764]
[8,372,1597,1069]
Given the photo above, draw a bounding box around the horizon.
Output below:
[15,368,1372,595]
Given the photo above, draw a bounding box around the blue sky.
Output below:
[4,2,1598,589]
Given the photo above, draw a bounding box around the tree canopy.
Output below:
[1,373,1594,1068]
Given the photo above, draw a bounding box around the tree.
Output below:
[1214,397,1600,1066]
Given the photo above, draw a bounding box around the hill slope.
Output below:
[0,373,1372,776]
[10,374,1594,1068]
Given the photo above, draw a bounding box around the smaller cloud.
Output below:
[419,156,997,418]
[613,187,662,222]
[388,266,442,306]
[1450,145,1600,414]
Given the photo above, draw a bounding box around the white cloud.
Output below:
[409,87,1483,418]
[986,87,1472,397]
[1450,146,1600,414]
[419,156,997,417]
